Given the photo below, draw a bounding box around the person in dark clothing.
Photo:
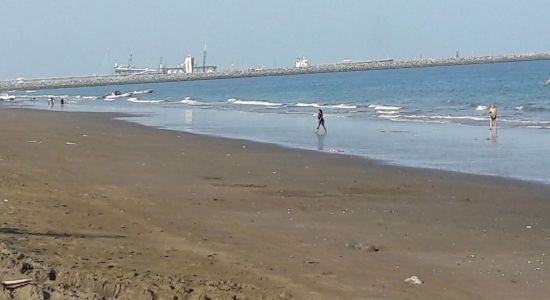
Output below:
[316,109,326,133]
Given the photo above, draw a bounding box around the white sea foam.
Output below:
[328,104,357,109]
[295,103,357,109]
[406,115,487,121]
[296,103,321,108]
[180,99,208,106]
[227,99,283,106]
[83,96,99,100]
[475,105,488,111]
[377,110,400,114]
[34,94,70,98]
[498,118,550,125]
[127,98,165,104]
[368,104,402,110]
[377,114,401,119]
[74,95,98,100]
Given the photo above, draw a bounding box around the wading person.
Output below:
[489,104,497,130]
[316,109,326,134]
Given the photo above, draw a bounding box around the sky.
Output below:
[1,0,549,79]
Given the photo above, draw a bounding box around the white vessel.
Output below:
[104,90,133,100]
[132,89,153,94]
[545,78,550,85]
[0,93,15,101]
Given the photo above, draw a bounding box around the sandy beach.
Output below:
[1,107,549,299]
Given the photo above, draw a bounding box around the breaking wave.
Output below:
[295,102,357,109]
[126,98,165,104]
[368,104,402,111]
[227,98,284,106]
[179,98,209,106]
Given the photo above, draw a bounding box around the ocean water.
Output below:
[4,60,550,184]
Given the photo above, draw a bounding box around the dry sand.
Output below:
[0,108,549,299]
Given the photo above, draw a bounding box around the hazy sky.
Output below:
[1,0,549,79]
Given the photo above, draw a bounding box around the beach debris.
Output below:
[48,269,57,281]
[20,262,33,273]
[404,275,424,285]
[526,225,533,229]
[279,291,292,299]
[344,239,379,252]
[344,239,363,250]
[364,245,380,252]
[65,141,77,145]
[1,278,33,289]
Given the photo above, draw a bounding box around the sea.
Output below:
[4,60,550,184]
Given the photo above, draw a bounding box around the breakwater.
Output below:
[2,53,550,91]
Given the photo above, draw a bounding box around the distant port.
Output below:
[2,52,550,91]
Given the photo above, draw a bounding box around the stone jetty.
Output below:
[1,52,549,91]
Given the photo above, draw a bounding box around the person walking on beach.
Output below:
[316,109,326,134]
[488,104,497,130]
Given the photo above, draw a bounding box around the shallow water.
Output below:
[4,60,550,184]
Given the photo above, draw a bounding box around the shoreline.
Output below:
[1,108,550,299]
[6,102,550,187]
[142,119,550,189]
[117,108,550,187]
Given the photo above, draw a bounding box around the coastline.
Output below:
[5,57,550,186]
[1,52,549,91]
[1,108,549,299]
[7,99,550,185]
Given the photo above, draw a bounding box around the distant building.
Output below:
[295,56,310,68]
[114,51,217,75]
[194,65,217,73]
[184,55,194,74]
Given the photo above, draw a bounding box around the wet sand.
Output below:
[0,108,549,299]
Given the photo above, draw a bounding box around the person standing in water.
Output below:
[316,109,326,134]
[488,104,497,130]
